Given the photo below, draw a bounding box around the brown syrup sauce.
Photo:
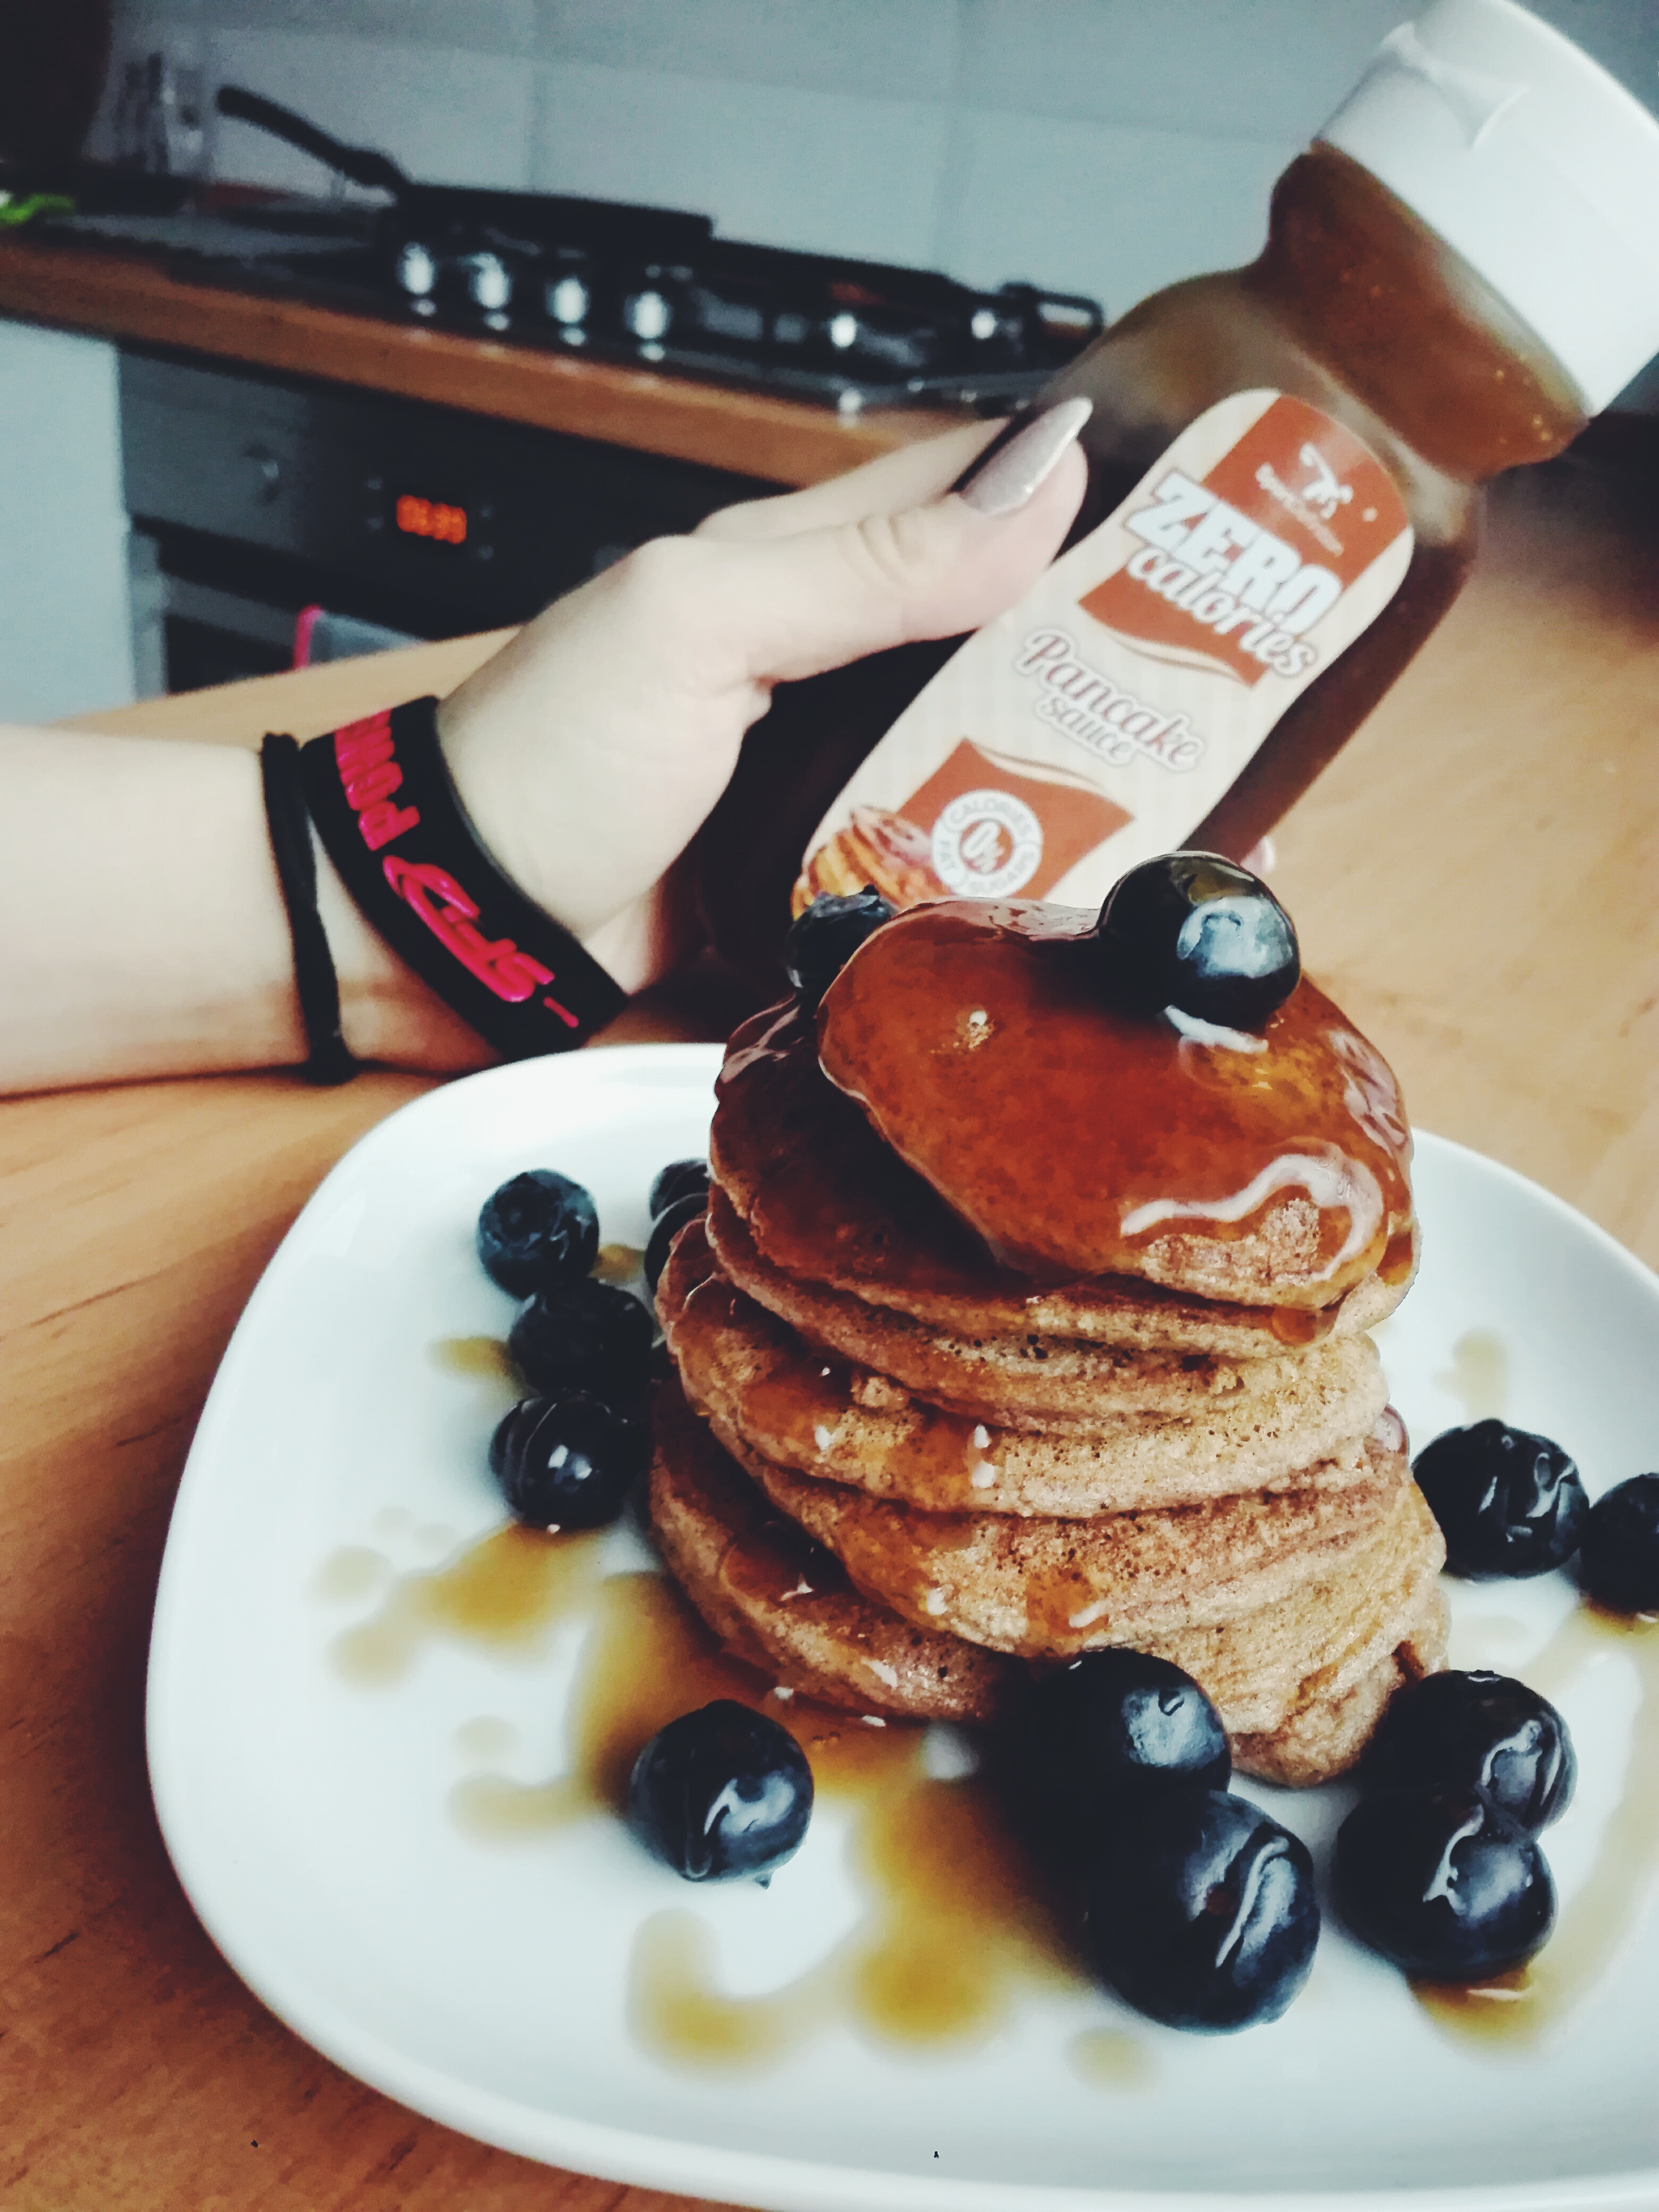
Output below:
[716,996,1379,1349]
[1433,1328,1509,1426]
[323,1511,1659,2069]
[329,1524,609,1685]
[1379,1228,1417,1289]
[430,1335,522,1385]
[592,1243,646,1285]
[454,1715,516,1763]
[324,1520,1092,2066]
[1069,2026,1159,2088]
[429,1236,641,1391]
[814,901,1412,1287]
[678,1267,1013,1513]
[1414,1605,1659,2048]
[312,1545,389,1604]
[628,1730,1082,2067]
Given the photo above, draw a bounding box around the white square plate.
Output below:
[147,1044,1659,2212]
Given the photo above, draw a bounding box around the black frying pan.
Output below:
[214,84,714,253]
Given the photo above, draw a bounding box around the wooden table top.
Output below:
[0,233,967,488]
[3,451,1656,2209]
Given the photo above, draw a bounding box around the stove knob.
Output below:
[466,252,513,313]
[624,287,673,343]
[827,311,860,351]
[396,240,438,299]
[547,273,590,328]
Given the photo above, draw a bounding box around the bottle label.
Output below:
[795,390,1412,913]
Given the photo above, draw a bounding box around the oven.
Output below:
[119,349,778,692]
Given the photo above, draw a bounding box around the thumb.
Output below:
[693,399,1091,688]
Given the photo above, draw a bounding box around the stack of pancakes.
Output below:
[650,901,1448,1787]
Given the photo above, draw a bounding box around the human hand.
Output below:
[437,400,1091,992]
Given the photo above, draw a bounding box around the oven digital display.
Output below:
[393,492,468,546]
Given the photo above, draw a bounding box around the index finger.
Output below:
[694,417,1007,545]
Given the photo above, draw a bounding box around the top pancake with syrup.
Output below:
[810,899,1413,1304]
[712,1007,1411,1354]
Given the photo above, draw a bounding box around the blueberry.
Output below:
[649,1158,710,1220]
[625,1700,814,1882]
[1012,1650,1230,1850]
[1095,852,1299,1032]
[488,1390,647,1530]
[1335,1784,1555,1980]
[785,887,895,1011]
[477,1170,598,1296]
[646,1189,708,1295]
[1366,1671,1575,1832]
[1413,1420,1588,1579]
[1084,1789,1319,2032]
[488,1397,539,1486]
[1579,1473,1659,1614]
[507,1278,654,1408]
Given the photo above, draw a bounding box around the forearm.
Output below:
[0,723,490,1094]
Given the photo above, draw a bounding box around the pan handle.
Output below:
[214,85,408,197]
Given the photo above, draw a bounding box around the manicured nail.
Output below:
[959,396,1092,516]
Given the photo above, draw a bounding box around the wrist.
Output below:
[433,684,641,990]
[313,840,495,1073]
[431,682,566,921]
[298,701,627,1059]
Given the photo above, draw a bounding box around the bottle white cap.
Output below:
[1318,0,1659,412]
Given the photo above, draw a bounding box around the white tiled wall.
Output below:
[91,0,1655,328]
[531,65,951,265]
[951,0,1407,138]
[937,112,1295,330]
[207,31,536,191]
[539,0,962,105]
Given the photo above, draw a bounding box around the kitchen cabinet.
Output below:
[0,318,136,719]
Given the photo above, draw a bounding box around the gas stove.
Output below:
[379,232,1103,415]
[32,86,1104,414]
[51,195,1103,413]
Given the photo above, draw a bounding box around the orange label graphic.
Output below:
[900,740,1131,899]
[1079,396,1405,689]
[798,390,1412,917]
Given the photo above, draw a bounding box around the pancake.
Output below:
[1139,1479,1445,1736]
[661,1222,1388,1518]
[719,1418,1413,1658]
[654,896,1434,1791]
[647,1380,1448,1780]
[815,901,1415,1301]
[706,1189,1343,1430]
[711,998,1413,1355]
[1233,1577,1449,1787]
[647,1382,1017,1724]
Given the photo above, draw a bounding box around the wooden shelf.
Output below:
[0,235,968,485]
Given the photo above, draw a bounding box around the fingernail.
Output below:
[958,396,1092,516]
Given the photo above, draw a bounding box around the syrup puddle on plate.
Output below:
[591,1242,645,1285]
[311,1545,388,1604]
[1413,1604,1659,2048]
[430,1335,521,1386]
[629,1746,1082,2071]
[319,1521,1092,2071]
[324,1523,608,1685]
[429,1246,643,1386]
[1433,1328,1509,1423]
[1069,2026,1158,2088]
[317,1518,1659,2072]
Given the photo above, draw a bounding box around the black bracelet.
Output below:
[259,733,359,1086]
[298,698,627,1059]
